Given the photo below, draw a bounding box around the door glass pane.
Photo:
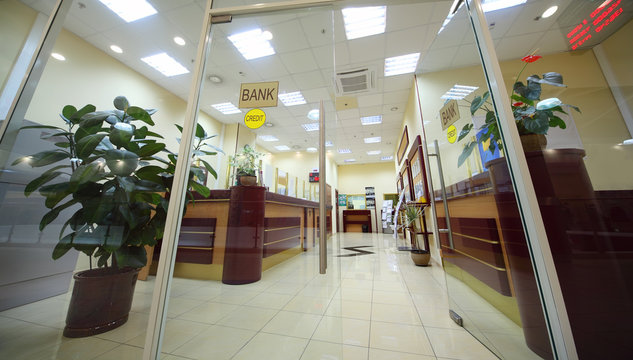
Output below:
[482,1,633,359]
[418,2,555,359]
[0,0,206,358]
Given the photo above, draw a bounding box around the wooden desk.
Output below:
[342,210,372,232]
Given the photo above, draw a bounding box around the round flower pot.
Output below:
[411,249,431,266]
[520,134,547,152]
[238,175,257,186]
[63,267,139,338]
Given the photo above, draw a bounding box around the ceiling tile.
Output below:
[279,49,319,74]
[357,94,383,108]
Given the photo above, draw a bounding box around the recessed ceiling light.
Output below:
[307,109,320,120]
[481,0,527,13]
[51,52,65,61]
[228,28,275,60]
[367,150,382,155]
[98,0,157,23]
[173,36,186,46]
[441,84,479,100]
[325,141,333,147]
[361,115,382,125]
[301,123,319,132]
[390,106,399,111]
[342,6,386,40]
[259,135,279,142]
[338,148,351,154]
[110,45,123,53]
[384,53,420,76]
[275,145,290,151]
[618,139,633,146]
[212,102,241,115]
[307,147,317,152]
[261,31,273,40]
[344,159,357,163]
[208,75,222,83]
[279,91,307,106]
[141,53,189,77]
[364,136,381,143]
[265,123,274,127]
[381,155,394,161]
[541,5,558,19]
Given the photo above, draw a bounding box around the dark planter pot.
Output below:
[520,134,547,152]
[238,175,257,186]
[411,249,431,266]
[64,267,139,338]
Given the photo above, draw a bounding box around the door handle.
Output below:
[423,139,455,249]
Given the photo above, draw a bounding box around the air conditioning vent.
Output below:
[334,66,376,95]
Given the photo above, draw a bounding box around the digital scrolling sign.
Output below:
[567,0,624,50]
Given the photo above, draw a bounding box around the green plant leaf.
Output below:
[549,115,566,129]
[80,111,111,127]
[24,171,64,196]
[70,163,103,191]
[198,159,218,179]
[175,124,183,133]
[104,149,139,176]
[457,123,473,142]
[114,246,147,269]
[19,124,66,131]
[485,110,496,124]
[109,127,133,148]
[137,143,166,157]
[52,234,74,260]
[76,133,106,159]
[113,96,129,111]
[511,94,534,106]
[136,165,164,184]
[457,141,478,167]
[40,182,72,209]
[195,123,205,138]
[13,150,69,167]
[62,105,78,121]
[72,104,97,123]
[39,198,78,231]
[190,180,211,198]
[470,91,489,115]
[523,110,550,134]
[127,106,154,125]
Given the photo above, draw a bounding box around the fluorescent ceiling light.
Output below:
[541,5,558,19]
[307,147,317,152]
[364,136,381,143]
[141,53,189,77]
[173,36,186,46]
[98,0,157,23]
[212,102,241,115]
[275,145,290,151]
[338,148,351,154]
[344,159,357,163]
[279,91,306,106]
[302,123,319,132]
[482,0,527,13]
[361,115,382,125]
[51,53,65,61]
[367,150,382,155]
[228,28,275,60]
[342,6,386,40]
[441,84,479,100]
[307,109,320,121]
[381,155,393,161]
[384,53,420,76]
[325,141,333,147]
[110,45,122,53]
[259,135,279,142]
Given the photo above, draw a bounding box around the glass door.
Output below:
[419,2,557,359]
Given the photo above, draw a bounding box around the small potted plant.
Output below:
[12,96,218,337]
[403,204,430,266]
[457,54,580,166]
[230,144,264,186]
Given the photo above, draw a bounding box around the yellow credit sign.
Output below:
[447,125,457,144]
[440,99,460,130]
[244,109,266,129]
[239,81,279,108]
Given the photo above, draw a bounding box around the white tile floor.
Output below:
[0,232,543,359]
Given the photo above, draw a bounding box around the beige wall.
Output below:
[0,0,37,92]
[337,162,396,234]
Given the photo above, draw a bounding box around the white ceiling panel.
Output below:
[347,34,386,63]
[279,49,319,74]
[268,20,310,54]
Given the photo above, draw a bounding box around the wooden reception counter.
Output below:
[148,186,330,284]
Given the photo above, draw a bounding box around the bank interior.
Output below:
[1,0,633,359]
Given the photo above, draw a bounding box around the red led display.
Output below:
[566,0,624,50]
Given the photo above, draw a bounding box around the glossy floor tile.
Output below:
[0,232,535,359]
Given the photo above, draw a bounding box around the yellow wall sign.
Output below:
[244,109,266,129]
[239,81,279,108]
[447,125,457,144]
[440,99,460,130]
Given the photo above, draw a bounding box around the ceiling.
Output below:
[20,0,633,165]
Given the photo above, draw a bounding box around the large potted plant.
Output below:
[12,96,218,337]
[456,54,580,166]
[230,144,264,186]
[403,204,430,266]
